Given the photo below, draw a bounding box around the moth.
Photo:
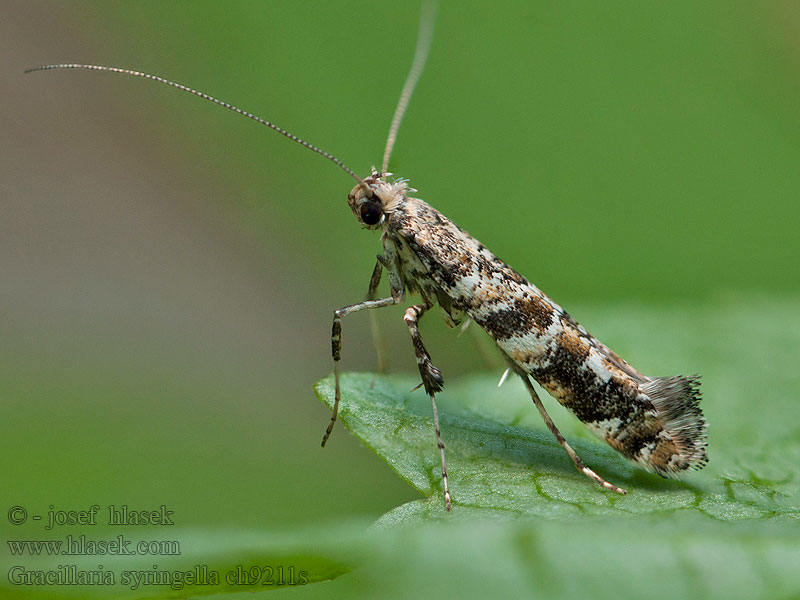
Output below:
[27,6,707,511]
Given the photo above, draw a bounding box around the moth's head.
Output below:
[347,170,405,230]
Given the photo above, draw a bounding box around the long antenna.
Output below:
[24,63,363,184]
[381,2,437,174]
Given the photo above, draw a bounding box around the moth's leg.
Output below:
[366,257,387,372]
[512,364,627,495]
[403,302,451,511]
[322,287,403,448]
[404,303,444,394]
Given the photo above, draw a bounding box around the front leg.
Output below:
[321,288,403,448]
[403,303,451,511]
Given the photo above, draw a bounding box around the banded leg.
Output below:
[403,303,451,511]
[511,362,627,495]
[322,292,401,448]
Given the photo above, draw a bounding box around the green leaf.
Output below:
[314,370,797,521]
[304,297,800,599]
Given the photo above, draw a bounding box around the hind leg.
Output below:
[510,361,626,495]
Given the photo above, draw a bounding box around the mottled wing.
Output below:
[385,195,707,475]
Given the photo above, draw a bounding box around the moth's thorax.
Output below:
[347,171,410,229]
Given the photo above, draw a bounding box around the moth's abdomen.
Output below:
[448,265,708,475]
[494,312,708,475]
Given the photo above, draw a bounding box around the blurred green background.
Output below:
[2,0,799,597]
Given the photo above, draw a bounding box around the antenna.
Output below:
[24,63,363,184]
[381,1,437,174]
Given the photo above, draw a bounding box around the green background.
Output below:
[2,1,799,598]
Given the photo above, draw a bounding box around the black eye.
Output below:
[360,200,383,225]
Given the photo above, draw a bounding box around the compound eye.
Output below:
[359,200,383,225]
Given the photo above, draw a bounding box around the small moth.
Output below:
[27,6,707,511]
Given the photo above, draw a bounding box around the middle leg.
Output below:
[366,257,388,372]
[403,303,451,511]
